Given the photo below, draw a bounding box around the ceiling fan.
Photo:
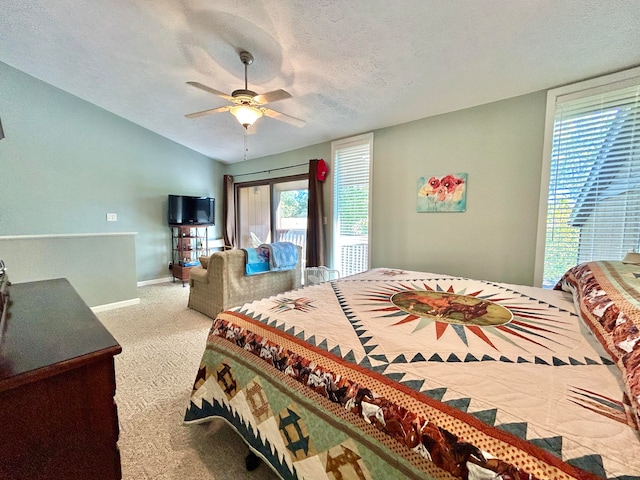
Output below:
[185,50,305,129]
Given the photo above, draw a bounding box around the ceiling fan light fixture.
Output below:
[185,50,304,129]
[230,105,262,128]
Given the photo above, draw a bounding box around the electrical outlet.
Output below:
[106,213,117,222]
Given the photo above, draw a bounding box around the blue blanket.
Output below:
[261,242,298,272]
[243,246,270,275]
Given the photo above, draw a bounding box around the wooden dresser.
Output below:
[0,278,122,480]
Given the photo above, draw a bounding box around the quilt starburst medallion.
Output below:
[353,277,577,353]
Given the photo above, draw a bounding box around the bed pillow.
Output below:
[556,261,640,426]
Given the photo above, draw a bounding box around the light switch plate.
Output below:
[106,213,117,222]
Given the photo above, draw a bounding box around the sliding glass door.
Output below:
[236,175,309,265]
[237,183,272,247]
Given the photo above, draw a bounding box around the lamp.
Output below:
[230,105,262,129]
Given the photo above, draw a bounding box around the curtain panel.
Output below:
[306,159,325,267]
[223,174,236,248]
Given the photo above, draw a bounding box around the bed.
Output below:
[184,261,640,479]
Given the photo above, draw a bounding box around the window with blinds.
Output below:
[331,133,373,277]
[539,70,640,287]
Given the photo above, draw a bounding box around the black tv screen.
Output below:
[168,195,214,225]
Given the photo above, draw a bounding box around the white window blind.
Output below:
[332,133,373,277]
[541,76,640,287]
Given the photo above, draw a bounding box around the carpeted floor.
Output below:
[97,282,280,480]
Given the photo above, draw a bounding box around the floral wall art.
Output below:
[417,173,467,212]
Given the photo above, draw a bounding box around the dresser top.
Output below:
[0,278,121,391]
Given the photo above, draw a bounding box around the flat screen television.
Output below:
[168,195,214,225]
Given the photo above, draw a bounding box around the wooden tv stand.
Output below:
[0,278,122,480]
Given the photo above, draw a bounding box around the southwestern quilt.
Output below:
[184,268,640,480]
[556,261,640,434]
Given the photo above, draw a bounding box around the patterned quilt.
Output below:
[556,261,640,439]
[184,267,640,479]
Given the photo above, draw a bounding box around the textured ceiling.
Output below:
[2,0,640,163]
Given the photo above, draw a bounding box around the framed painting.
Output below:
[417,173,467,212]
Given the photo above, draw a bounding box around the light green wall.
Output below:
[372,93,546,284]
[0,62,224,294]
[0,233,138,307]
[225,143,330,179]
[0,58,548,296]
[227,91,547,286]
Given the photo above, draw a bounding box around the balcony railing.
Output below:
[338,236,368,277]
[274,230,368,278]
[276,229,307,271]
[276,229,306,247]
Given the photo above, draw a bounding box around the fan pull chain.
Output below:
[243,130,248,161]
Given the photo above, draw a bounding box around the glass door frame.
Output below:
[234,173,309,250]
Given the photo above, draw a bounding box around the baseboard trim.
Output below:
[137,277,173,287]
[92,297,141,313]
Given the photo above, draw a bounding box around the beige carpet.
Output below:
[97,282,280,480]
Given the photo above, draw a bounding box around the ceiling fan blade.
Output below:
[253,89,292,105]
[186,82,234,102]
[185,105,231,119]
[261,107,306,127]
